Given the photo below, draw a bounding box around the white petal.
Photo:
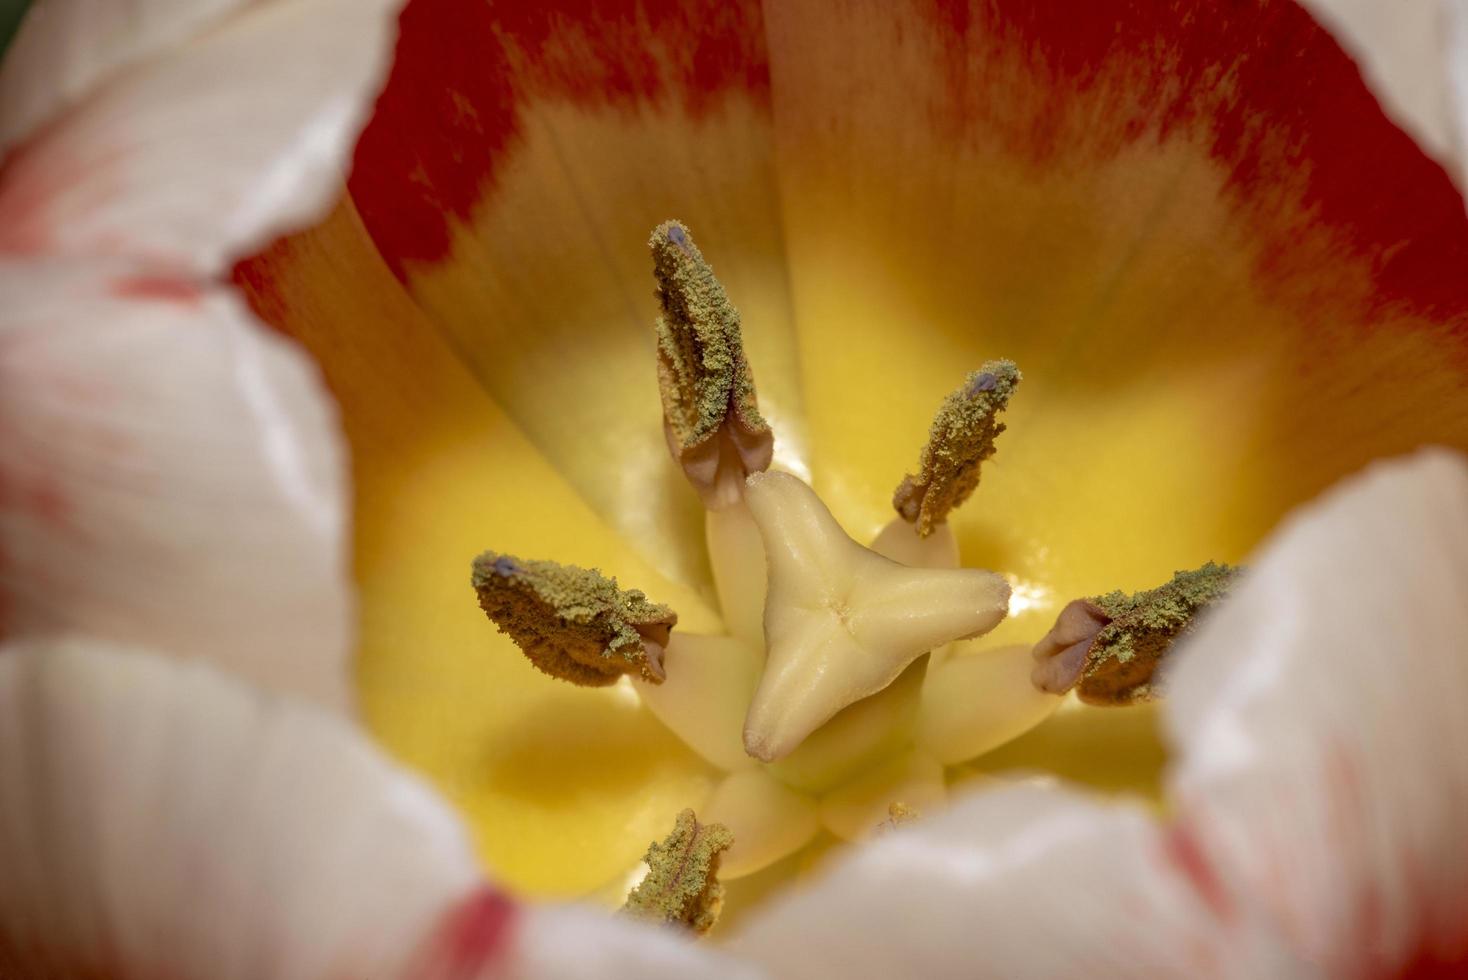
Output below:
[0,259,351,709]
[0,0,401,273]
[915,643,1062,766]
[635,633,761,773]
[507,905,758,980]
[703,769,820,879]
[1165,449,1468,974]
[1299,0,1463,180]
[0,0,245,151]
[0,636,487,979]
[732,783,1293,978]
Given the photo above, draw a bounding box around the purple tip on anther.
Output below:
[968,372,998,396]
[666,224,693,254]
[492,556,519,577]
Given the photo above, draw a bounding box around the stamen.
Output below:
[894,360,1021,536]
[471,551,675,686]
[621,809,734,935]
[650,220,773,509]
[1031,561,1241,704]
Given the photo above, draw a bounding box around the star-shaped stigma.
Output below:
[741,471,1013,762]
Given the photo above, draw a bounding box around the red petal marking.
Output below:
[1160,817,1235,923]
[0,436,73,647]
[411,887,518,979]
[0,334,79,537]
[111,276,205,306]
[348,0,770,279]
[1325,742,1468,977]
[0,139,61,256]
[0,462,71,641]
[231,238,296,339]
[1400,946,1468,979]
[0,318,135,645]
[1324,741,1391,972]
[914,0,1468,323]
[0,113,127,259]
[0,476,70,530]
[1398,852,1468,979]
[346,0,1468,323]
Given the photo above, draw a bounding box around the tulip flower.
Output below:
[1,1,1466,977]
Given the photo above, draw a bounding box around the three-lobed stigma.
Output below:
[741,470,1011,762]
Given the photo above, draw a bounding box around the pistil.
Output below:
[741,470,1011,762]
[1031,561,1241,704]
[470,552,676,685]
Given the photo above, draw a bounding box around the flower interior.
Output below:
[233,0,1468,919]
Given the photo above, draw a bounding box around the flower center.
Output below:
[824,595,854,629]
[463,221,1234,928]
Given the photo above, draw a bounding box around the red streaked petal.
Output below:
[0,637,496,980]
[0,258,352,709]
[405,888,517,979]
[0,0,402,274]
[1164,449,1468,975]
